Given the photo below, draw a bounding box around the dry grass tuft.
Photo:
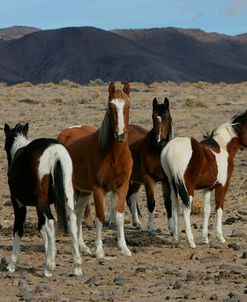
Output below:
[191,197,203,215]
[59,80,81,88]
[15,81,33,87]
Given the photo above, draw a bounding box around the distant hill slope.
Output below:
[0,26,247,84]
[0,26,40,40]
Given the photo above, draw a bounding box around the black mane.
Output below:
[231,112,246,134]
[201,129,220,149]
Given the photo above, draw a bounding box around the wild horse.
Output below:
[4,123,82,277]
[57,83,133,258]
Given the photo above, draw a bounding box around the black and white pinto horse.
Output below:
[4,123,82,277]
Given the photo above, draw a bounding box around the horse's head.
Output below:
[152,97,172,149]
[108,82,130,143]
[235,110,247,147]
[4,123,29,165]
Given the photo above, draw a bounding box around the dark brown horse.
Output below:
[161,111,247,248]
[4,123,82,277]
[57,83,133,258]
[108,97,173,234]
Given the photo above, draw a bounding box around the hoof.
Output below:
[148,228,156,236]
[173,242,180,248]
[133,222,142,230]
[217,237,226,244]
[7,263,15,273]
[202,237,209,244]
[44,269,53,278]
[79,245,92,255]
[94,248,105,259]
[121,248,132,256]
[74,266,83,276]
[189,242,196,249]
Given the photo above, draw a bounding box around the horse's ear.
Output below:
[164,97,169,109]
[23,123,29,136]
[123,82,130,96]
[152,97,158,110]
[108,82,116,101]
[4,123,10,136]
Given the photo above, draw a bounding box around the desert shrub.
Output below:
[88,78,105,86]
[0,82,7,88]
[15,81,33,87]
[59,79,81,88]
[193,81,210,89]
[191,197,203,215]
[185,96,209,108]
[19,98,39,104]
[5,92,17,100]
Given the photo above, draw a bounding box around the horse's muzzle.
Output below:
[115,132,127,143]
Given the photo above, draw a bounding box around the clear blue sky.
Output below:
[0,0,246,36]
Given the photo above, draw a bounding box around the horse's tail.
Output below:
[52,158,68,233]
[160,137,192,208]
[126,182,142,218]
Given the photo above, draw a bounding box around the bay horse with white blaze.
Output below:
[161,111,247,248]
[4,123,82,277]
[57,82,133,258]
[109,97,173,234]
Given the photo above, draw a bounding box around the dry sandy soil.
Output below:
[0,80,247,302]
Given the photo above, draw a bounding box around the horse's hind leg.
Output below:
[202,189,212,244]
[75,192,92,255]
[8,198,26,273]
[37,206,56,277]
[127,182,142,229]
[144,176,156,234]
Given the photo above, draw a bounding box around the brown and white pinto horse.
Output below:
[4,123,82,277]
[108,97,173,233]
[57,83,133,258]
[161,111,247,248]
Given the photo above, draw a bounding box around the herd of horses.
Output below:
[4,82,247,277]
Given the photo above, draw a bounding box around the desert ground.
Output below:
[0,80,247,302]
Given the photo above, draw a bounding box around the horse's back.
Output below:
[128,124,148,145]
[58,125,97,147]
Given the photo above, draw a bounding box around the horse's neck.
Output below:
[98,109,114,148]
[11,135,31,160]
[213,124,237,150]
[226,137,241,159]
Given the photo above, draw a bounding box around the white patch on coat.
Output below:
[11,134,31,159]
[68,125,82,128]
[211,148,229,186]
[110,99,125,135]
[156,116,161,142]
[161,137,193,185]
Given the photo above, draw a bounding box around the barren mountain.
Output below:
[0,26,247,84]
[0,26,40,40]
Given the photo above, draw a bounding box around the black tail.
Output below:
[126,182,142,218]
[172,177,190,208]
[53,159,68,233]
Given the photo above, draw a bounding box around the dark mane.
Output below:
[98,108,111,148]
[231,112,246,134]
[201,129,220,149]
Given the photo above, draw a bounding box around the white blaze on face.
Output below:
[156,116,161,142]
[110,99,125,135]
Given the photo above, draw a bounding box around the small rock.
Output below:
[229,291,241,302]
[242,251,247,259]
[210,294,219,300]
[228,243,241,251]
[85,276,100,286]
[4,200,12,206]
[231,228,243,237]
[200,256,221,263]
[190,253,200,260]
[135,267,146,273]
[186,270,203,281]
[113,276,125,286]
[173,280,183,289]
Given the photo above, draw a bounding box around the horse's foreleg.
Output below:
[162,179,173,235]
[144,176,156,234]
[7,198,26,273]
[93,188,105,258]
[202,190,212,244]
[106,192,116,226]
[215,185,227,243]
[75,192,92,255]
[114,183,131,256]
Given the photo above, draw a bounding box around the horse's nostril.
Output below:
[116,133,126,143]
